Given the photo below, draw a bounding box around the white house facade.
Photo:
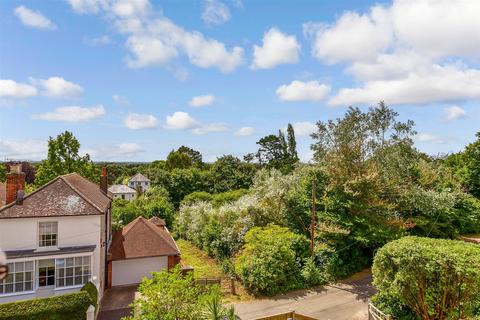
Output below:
[108,184,136,201]
[0,166,111,304]
[128,173,151,194]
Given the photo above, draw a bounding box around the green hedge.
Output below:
[80,282,98,311]
[372,236,480,320]
[0,291,92,320]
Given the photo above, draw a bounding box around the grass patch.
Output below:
[177,239,253,302]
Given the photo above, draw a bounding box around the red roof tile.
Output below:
[109,216,179,261]
[0,173,111,219]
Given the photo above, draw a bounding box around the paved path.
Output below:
[233,272,375,320]
[97,285,137,320]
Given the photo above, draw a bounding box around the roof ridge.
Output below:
[60,174,104,213]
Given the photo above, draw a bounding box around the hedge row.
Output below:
[0,291,92,320]
[372,236,480,319]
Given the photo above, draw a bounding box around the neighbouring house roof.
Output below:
[109,216,179,261]
[0,173,111,219]
[108,184,136,194]
[129,173,150,182]
[149,216,166,227]
[5,245,96,259]
[0,183,5,206]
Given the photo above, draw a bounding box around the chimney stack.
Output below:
[6,164,25,205]
[100,167,108,194]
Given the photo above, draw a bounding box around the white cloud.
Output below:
[189,94,216,107]
[14,6,57,30]
[192,123,228,135]
[251,28,300,69]
[414,133,448,144]
[88,143,144,159]
[33,104,105,122]
[112,94,129,105]
[69,0,244,73]
[276,80,330,102]
[444,106,467,121]
[202,0,231,26]
[291,122,316,137]
[304,6,392,64]
[124,113,158,129]
[0,80,37,98]
[31,77,84,98]
[164,111,199,130]
[0,139,47,160]
[84,35,112,46]
[234,126,254,137]
[328,63,480,106]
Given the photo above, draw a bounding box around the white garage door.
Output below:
[112,256,168,286]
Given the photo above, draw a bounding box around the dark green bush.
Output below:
[80,282,98,310]
[372,236,480,320]
[235,224,309,296]
[0,291,92,320]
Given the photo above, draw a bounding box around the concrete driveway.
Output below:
[97,285,137,320]
[233,271,375,320]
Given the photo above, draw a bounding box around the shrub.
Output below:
[81,282,98,311]
[372,236,480,320]
[301,257,325,287]
[0,291,92,320]
[234,224,309,296]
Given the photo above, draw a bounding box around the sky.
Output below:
[0,0,479,162]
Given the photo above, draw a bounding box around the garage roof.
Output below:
[109,216,179,260]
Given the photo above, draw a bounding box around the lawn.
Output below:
[177,239,224,278]
[177,239,253,302]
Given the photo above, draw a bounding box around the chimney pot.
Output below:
[100,167,108,194]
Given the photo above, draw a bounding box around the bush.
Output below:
[81,282,98,311]
[372,236,480,320]
[301,257,325,287]
[0,291,92,320]
[234,224,309,296]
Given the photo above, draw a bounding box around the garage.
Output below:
[108,216,181,287]
[112,256,168,286]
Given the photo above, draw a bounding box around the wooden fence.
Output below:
[195,277,236,295]
[368,303,392,320]
[253,311,317,320]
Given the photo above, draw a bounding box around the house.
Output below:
[128,173,151,194]
[0,165,112,304]
[107,216,180,287]
[107,184,136,201]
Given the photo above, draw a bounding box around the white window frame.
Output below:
[0,261,35,296]
[38,221,58,249]
[54,256,92,290]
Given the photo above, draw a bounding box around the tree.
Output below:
[256,123,299,173]
[235,224,309,295]
[372,236,480,320]
[166,150,193,170]
[178,146,203,165]
[0,163,5,182]
[35,131,97,186]
[210,155,256,193]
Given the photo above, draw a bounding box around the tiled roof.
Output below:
[129,173,150,182]
[149,216,166,227]
[108,184,136,194]
[0,173,111,219]
[0,183,5,206]
[109,216,179,261]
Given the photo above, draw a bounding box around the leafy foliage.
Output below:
[0,291,92,320]
[372,236,480,320]
[35,131,97,186]
[80,282,98,311]
[235,225,309,296]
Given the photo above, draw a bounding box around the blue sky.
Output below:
[1,0,479,162]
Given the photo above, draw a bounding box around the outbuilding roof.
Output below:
[129,173,150,182]
[109,216,179,261]
[108,184,136,194]
[0,173,111,219]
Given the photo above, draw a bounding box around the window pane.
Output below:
[56,278,64,287]
[66,258,73,267]
[66,277,73,286]
[74,257,82,266]
[4,274,13,284]
[74,276,82,285]
[83,275,89,284]
[58,268,64,278]
[56,259,65,268]
[25,261,34,271]
[0,283,3,294]
[25,281,33,291]
[5,284,13,293]
[82,265,90,275]
[15,283,23,292]
[15,272,24,282]
[66,267,73,277]
[15,262,24,272]
[25,272,32,281]
[74,267,82,276]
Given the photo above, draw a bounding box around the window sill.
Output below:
[35,247,60,252]
[54,285,84,291]
[0,290,35,298]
